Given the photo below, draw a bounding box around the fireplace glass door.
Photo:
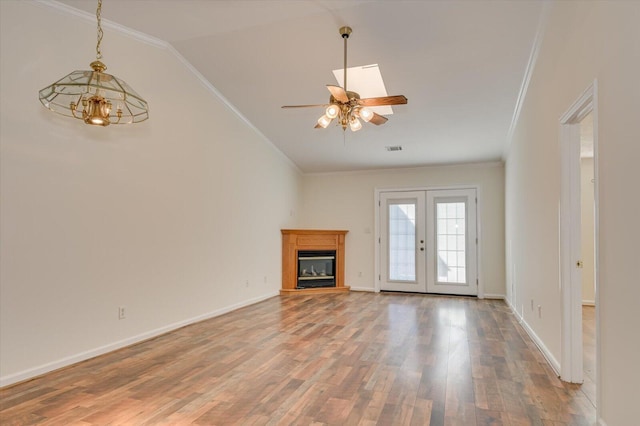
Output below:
[297,251,336,289]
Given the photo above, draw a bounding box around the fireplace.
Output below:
[281,229,349,294]
[297,250,336,289]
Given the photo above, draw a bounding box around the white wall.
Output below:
[505,1,640,423]
[0,1,301,385]
[580,158,595,304]
[300,162,505,296]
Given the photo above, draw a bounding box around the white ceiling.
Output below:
[57,0,545,173]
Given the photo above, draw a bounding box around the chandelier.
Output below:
[38,0,148,126]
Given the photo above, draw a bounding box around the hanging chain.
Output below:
[95,0,103,60]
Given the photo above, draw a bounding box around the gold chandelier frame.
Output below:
[38,0,149,126]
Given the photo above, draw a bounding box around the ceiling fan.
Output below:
[282,26,408,132]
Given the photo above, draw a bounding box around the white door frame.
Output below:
[374,185,484,298]
[559,78,599,412]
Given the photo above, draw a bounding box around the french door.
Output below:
[380,188,478,296]
[380,191,427,292]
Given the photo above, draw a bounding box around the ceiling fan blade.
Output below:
[281,104,326,108]
[369,113,388,125]
[358,95,408,107]
[327,85,349,103]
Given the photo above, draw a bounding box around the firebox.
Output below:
[297,250,336,289]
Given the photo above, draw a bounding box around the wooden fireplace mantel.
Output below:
[281,229,349,295]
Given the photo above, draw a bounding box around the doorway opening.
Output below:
[559,81,599,412]
[579,112,596,406]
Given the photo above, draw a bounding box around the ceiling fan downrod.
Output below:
[339,26,352,93]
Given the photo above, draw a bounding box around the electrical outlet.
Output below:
[118,306,126,320]
[538,305,542,318]
[531,299,534,310]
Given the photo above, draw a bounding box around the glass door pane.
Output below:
[436,201,466,283]
[389,203,416,281]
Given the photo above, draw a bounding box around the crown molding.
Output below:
[34,0,167,48]
[504,1,552,160]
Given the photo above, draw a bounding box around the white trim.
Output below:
[475,186,484,299]
[559,84,595,123]
[483,293,506,300]
[306,161,503,178]
[519,314,561,376]
[349,286,375,292]
[505,297,561,376]
[0,292,278,388]
[377,184,482,194]
[374,187,381,292]
[504,1,551,159]
[558,81,600,420]
[34,0,167,49]
[593,85,601,422]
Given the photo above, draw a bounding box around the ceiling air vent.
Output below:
[385,146,403,152]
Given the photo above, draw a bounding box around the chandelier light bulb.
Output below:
[317,114,332,128]
[326,104,339,119]
[359,107,374,122]
[350,116,362,131]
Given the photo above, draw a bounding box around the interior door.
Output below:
[426,189,478,296]
[380,191,427,292]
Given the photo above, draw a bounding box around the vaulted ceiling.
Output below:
[58,0,544,173]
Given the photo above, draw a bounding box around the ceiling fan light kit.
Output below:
[282,26,407,132]
[317,114,332,128]
[326,104,339,119]
[38,0,149,126]
[350,116,362,131]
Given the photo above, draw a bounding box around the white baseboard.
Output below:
[0,292,278,388]
[506,296,522,324]
[505,297,561,376]
[349,286,375,292]
[483,293,506,300]
[582,300,595,306]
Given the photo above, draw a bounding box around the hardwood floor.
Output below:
[1,293,595,425]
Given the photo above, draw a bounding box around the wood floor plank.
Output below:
[0,293,596,425]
